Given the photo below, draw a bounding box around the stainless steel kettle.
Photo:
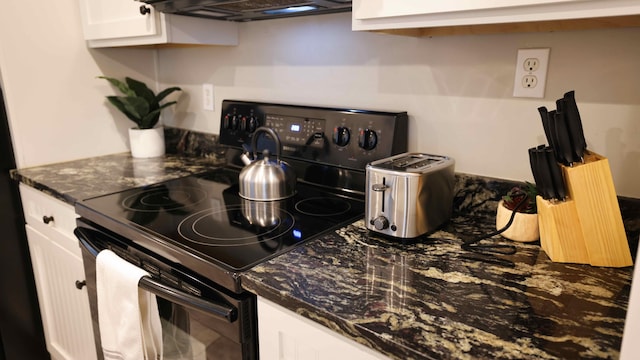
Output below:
[238,127,296,201]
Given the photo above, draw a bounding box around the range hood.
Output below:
[138,0,352,22]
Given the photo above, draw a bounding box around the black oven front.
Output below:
[75,219,257,360]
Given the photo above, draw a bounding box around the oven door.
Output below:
[75,220,257,360]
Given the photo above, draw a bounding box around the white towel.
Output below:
[96,249,163,360]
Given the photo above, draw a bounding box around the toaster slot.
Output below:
[371,177,388,212]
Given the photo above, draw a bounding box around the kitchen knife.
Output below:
[544,146,567,201]
[553,111,576,165]
[556,97,584,164]
[530,146,555,200]
[528,146,543,194]
[546,109,564,162]
[538,106,556,149]
[563,90,587,162]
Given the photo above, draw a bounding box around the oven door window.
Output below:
[158,298,242,359]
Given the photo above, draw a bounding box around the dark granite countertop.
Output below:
[10,152,223,204]
[242,215,636,359]
[241,175,639,360]
[9,130,639,360]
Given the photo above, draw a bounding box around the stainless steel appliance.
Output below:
[138,0,351,22]
[365,152,455,239]
[75,100,407,359]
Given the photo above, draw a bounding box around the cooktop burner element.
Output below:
[178,206,295,247]
[295,197,351,217]
[122,186,207,212]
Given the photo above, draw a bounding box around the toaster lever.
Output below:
[372,184,389,192]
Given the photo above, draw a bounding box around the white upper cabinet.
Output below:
[78,0,238,48]
[352,0,640,31]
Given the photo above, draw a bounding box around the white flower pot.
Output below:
[128,126,165,158]
[495,200,539,242]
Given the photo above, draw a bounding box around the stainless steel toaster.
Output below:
[365,152,455,239]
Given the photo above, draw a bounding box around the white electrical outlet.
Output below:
[203,83,214,111]
[513,48,550,98]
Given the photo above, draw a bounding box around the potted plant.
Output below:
[495,182,539,242]
[99,76,181,158]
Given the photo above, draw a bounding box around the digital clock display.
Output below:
[290,124,301,132]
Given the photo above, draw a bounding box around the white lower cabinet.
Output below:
[20,184,97,360]
[258,297,389,360]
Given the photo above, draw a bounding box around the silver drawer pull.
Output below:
[372,184,389,192]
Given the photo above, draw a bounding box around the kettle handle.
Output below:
[251,127,282,161]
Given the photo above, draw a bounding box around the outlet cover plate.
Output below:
[203,83,214,111]
[513,48,550,98]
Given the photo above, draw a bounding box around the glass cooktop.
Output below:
[77,167,364,272]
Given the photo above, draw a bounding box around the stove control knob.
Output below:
[333,126,351,147]
[358,129,378,151]
[223,114,231,129]
[372,216,389,231]
[230,115,239,130]
[240,116,248,132]
[247,116,258,133]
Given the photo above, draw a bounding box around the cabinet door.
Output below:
[78,0,159,40]
[258,297,388,360]
[26,225,98,360]
[353,0,640,31]
[77,0,238,48]
[354,0,564,19]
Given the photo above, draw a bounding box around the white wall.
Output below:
[158,13,640,198]
[1,6,638,198]
[0,1,157,168]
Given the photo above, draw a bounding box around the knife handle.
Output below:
[538,107,553,146]
[544,147,567,200]
[553,111,575,165]
[532,148,555,200]
[528,147,542,190]
[563,90,587,160]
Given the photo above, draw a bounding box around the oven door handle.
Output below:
[138,276,238,323]
[75,227,238,323]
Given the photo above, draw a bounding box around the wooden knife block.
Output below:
[536,151,632,267]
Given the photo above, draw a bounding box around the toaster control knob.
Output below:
[358,129,378,151]
[372,216,389,231]
[333,127,350,147]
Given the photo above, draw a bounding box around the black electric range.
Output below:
[76,100,408,293]
[75,100,408,360]
[77,166,368,290]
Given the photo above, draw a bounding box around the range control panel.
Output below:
[218,100,408,171]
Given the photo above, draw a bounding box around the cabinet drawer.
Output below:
[19,184,78,238]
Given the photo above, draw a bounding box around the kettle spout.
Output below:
[240,152,252,166]
[240,143,253,165]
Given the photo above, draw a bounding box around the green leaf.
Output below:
[105,96,140,123]
[98,76,135,97]
[125,77,156,106]
[156,87,181,103]
[121,96,149,122]
[156,101,177,111]
[140,110,161,129]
